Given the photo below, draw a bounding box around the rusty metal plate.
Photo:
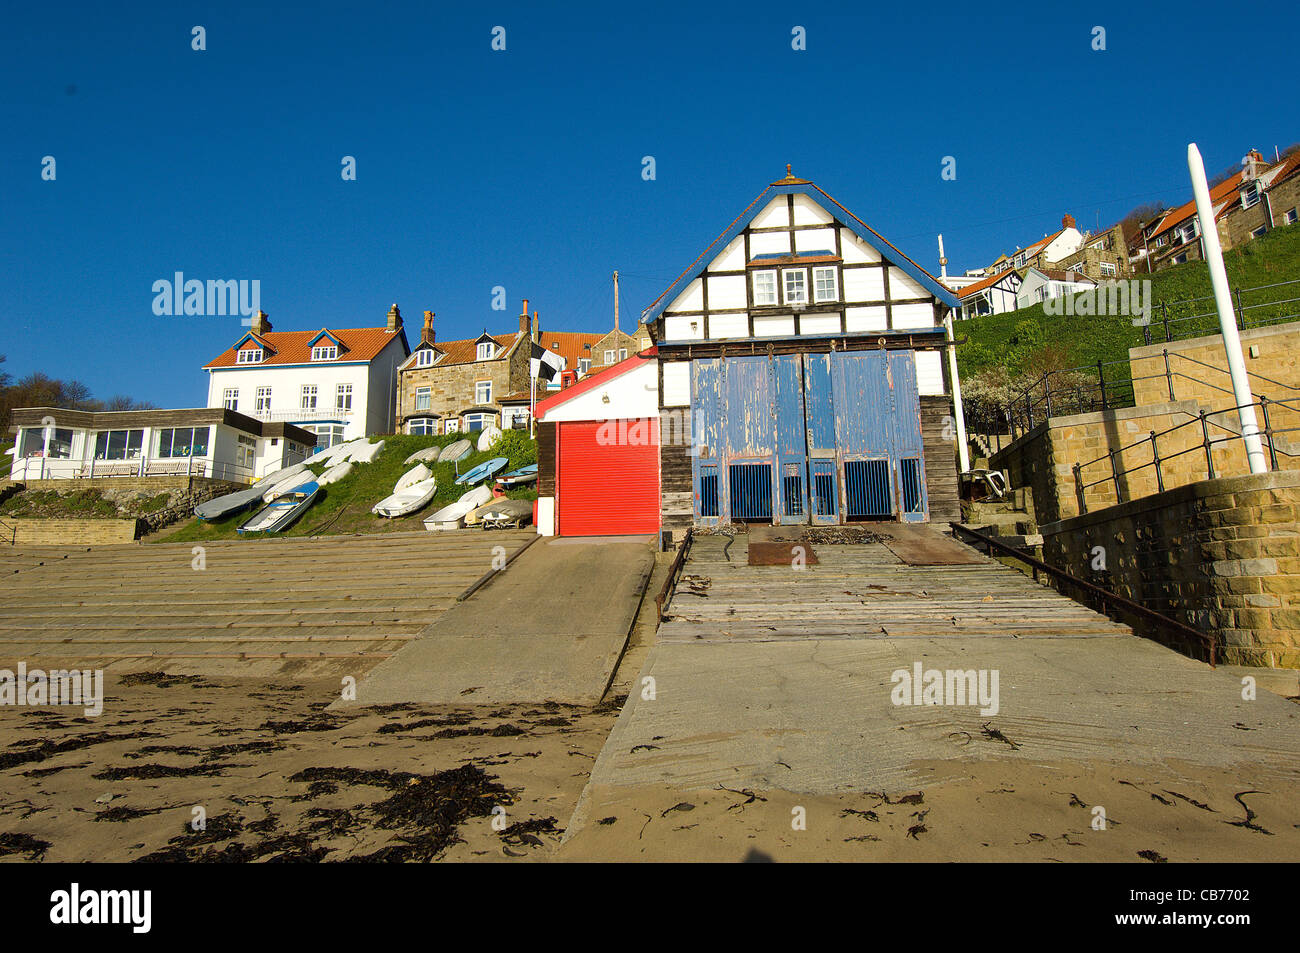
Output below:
[747,541,820,566]
[878,525,984,566]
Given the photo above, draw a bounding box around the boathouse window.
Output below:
[752,270,778,306]
[415,387,431,411]
[222,388,239,411]
[782,269,808,305]
[408,417,438,436]
[236,348,263,364]
[94,429,144,460]
[311,345,338,361]
[812,266,838,303]
[475,380,492,403]
[157,427,210,458]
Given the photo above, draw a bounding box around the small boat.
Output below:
[263,471,317,503]
[317,460,353,486]
[476,426,502,452]
[464,495,506,527]
[423,485,493,531]
[478,499,534,530]
[404,446,442,465]
[238,481,320,534]
[348,440,385,464]
[194,485,265,521]
[454,456,507,486]
[393,463,432,493]
[496,463,538,486]
[319,439,365,465]
[254,461,309,490]
[438,439,472,463]
[372,476,438,518]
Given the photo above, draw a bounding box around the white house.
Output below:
[8,406,314,483]
[1015,268,1097,311]
[955,269,1022,319]
[203,306,410,448]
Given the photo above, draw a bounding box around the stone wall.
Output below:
[8,518,141,545]
[397,350,525,430]
[1041,469,1300,668]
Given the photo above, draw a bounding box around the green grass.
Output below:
[957,224,1300,384]
[0,488,119,519]
[158,430,538,543]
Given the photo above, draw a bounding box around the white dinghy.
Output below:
[438,439,472,463]
[422,485,493,531]
[316,460,353,486]
[476,426,502,452]
[348,439,385,464]
[393,463,432,493]
[372,476,439,518]
[263,471,317,503]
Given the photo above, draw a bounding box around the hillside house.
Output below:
[202,306,409,448]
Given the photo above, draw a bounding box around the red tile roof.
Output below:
[956,268,1019,299]
[205,326,405,368]
[534,331,606,372]
[416,333,521,367]
[1148,171,1247,239]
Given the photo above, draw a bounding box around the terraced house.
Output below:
[202,306,409,447]
[396,304,604,434]
[642,166,964,535]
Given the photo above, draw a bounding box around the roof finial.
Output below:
[786,163,792,176]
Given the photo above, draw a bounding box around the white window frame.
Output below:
[414,386,431,411]
[301,385,317,411]
[752,269,778,306]
[255,387,272,412]
[812,266,838,303]
[1179,220,1199,245]
[1099,261,1117,277]
[579,358,591,374]
[464,413,493,432]
[416,349,435,367]
[475,380,492,404]
[604,349,615,364]
[476,342,495,360]
[312,344,338,361]
[1242,183,1260,209]
[1251,225,1267,239]
[444,418,460,434]
[619,348,627,361]
[407,417,438,436]
[1285,207,1298,225]
[222,388,239,411]
[782,268,808,305]
[335,383,352,411]
[237,348,263,364]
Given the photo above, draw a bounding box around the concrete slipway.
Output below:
[342,535,656,707]
[566,531,1300,835]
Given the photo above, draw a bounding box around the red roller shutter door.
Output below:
[557,419,660,536]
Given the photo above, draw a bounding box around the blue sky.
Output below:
[3,0,1297,408]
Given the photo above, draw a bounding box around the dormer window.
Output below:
[477,342,496,360]
[1242,182,1260,209]
[237,348,263,364]
[312,345,338,361]
[416,349,436,367]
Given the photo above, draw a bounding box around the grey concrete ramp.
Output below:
[343,535,656,706]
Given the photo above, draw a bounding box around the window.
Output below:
[1154,235,1168,247]
[236,435,255,471]
[336,383,352,412]
[222,388,239,411]
[312,344,338,361]
[812,266,838,303]
[1178,219,1198,245]
[415,386,431,411]
[157,427,210,458]
[475,380,492,404]
[618,348,627,361]
[476,342,495,360]
[1172,253,1189,265]
[604,349,615,364]
[407,417,438,435]
[464,413,494,432]
[255,387,272,412]
[20,427,73,459]
[1251,225,1267,239]
[1099,262,1117,277]
[444,418,460,434]
[1242,182,1260,209]
[416,349,435,367]
[301,385,318,411]
[1285,208,1298,225]
[1014,252,1027,267]
[94,429,144,460]
[310,424,345,448]
[579,358,591,374]
[752,270,778,306]
[783,269,808,305]
[236,348,263,364]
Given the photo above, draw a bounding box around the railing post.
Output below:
[1043,373,1053,418]
[1150,431,1163,493]
[1142,323,1152,347]
[1074,462,1086,515]
[1234,289,1245,330]
[1200,409,1216,480]
[1260,397,1278,470]
[1109,448,1122,504]
[1163,348,1174,401]
[1098,361,1107,411]
[1162,300,1170,343]
[1024,391,1033,430]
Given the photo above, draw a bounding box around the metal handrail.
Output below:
[0,518,15,546]
[950,522,1217,667]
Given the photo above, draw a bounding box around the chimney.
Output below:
[1244,149,1266,181]
[250,310,271,335]
[532,310,540,344]
[386,303,402,332]
[422,310,435,346]
[519,298,530,335]
[1062,214,1076,230]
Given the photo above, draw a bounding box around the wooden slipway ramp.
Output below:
[339,535,656,708]
[0,531,532,679]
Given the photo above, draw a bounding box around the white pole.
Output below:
[943,313,970,473]
[937,234,948,280]
[1187,142,1267,474]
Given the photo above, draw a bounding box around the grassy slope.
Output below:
[158,430,537,543]
[957,224,1300,382]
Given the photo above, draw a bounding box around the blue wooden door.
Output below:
[802,352,839,524]
[832,350,896,519]
[723,356,776,522]
[888,351,928,522]
[691,359,723,525]
[773,354,809,524]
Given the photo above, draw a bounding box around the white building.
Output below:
[203,307,410,448]
[8,406,314,483]
[1015,268,1097,310]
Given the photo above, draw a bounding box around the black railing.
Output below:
[1138,278,1300,346]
